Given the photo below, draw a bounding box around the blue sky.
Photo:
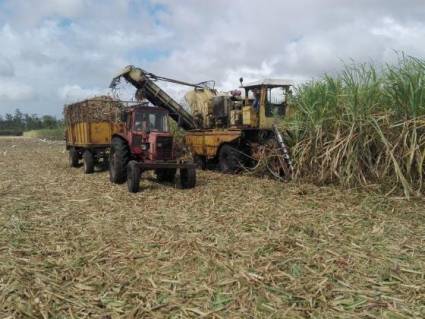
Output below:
[1,0,425,117]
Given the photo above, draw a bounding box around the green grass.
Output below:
[23,128,64,140]
[284,54,425,197]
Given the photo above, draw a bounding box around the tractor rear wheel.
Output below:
[69,148,79,168]
[109,137,130,184]
[218,144,240,173]
[155,169,176,183]
[127,160,141,193]
[180,167,196,189]
[83,150,94,174]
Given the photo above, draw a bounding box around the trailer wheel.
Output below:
[218,144,240,173]
[180,167,196,189]
[69,148,79,168]
[194,155,207,170]
[127,160,141,193]
[109,137,130,184]
[155,169,176,183]
[83,150,94,174]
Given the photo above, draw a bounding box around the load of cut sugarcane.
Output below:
[64,96,123,125]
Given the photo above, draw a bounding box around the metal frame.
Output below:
[135,161,196,170]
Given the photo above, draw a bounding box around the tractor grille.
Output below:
[132,135,142,147]
[156,136,173,160]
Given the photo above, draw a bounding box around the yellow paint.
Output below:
[66,122,123,147]
[185,130,241,159]
[242,106,257,127]
[258,86,276,129]
[259,102,275,129]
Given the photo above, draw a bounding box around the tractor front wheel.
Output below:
[127,160,141,193]
[109,137,130,184]
[83,150,94,174]
[180,167,196,189]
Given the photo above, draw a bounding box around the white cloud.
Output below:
[58,85,110,103]
[0,81,34,101]
[0,55,14,77]
[1,0,425,116]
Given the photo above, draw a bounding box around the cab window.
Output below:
[134,112,169,132]
[265,87,286,117]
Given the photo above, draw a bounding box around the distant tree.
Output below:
[5,113,13,122]
[41,115,58,129]
[13,109,24,130]
[24,113,42,130]
[4,113,13,129]
[0,109,63,132]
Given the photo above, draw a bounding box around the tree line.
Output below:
[0,109,63,135]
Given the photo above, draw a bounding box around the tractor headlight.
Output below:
[141,143,150,151]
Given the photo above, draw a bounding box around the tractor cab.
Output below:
[240,79,293,129]
[120,105,173,161]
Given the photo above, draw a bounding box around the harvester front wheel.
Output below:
[109,137,130,184]
[127,160,141,193]
[83,150,94,174]
[218,144,240,173]
[69,148,79,168]
[155,169,176,183]
[180,167,196,189]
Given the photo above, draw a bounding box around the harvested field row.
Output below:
[1,137,424,318]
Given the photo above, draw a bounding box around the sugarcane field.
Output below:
[1,1,425,318]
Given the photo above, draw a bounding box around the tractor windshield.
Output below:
[134,111,169,132]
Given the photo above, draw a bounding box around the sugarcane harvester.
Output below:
[110,66,293,180]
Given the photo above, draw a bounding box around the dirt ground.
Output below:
[0,137,424,318]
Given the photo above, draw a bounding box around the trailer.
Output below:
[64,97,123,174]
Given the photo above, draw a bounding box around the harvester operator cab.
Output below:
[240,79,293,129]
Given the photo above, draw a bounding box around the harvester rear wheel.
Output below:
[180,167,196,189]
[127,160,141,193]
[69,148,79,168]
[109,137,130,184]
[218,144,240,173]
[83,150,94,174]
[155,169,176,183]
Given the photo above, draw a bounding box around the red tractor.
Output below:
[109,104,196,193]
